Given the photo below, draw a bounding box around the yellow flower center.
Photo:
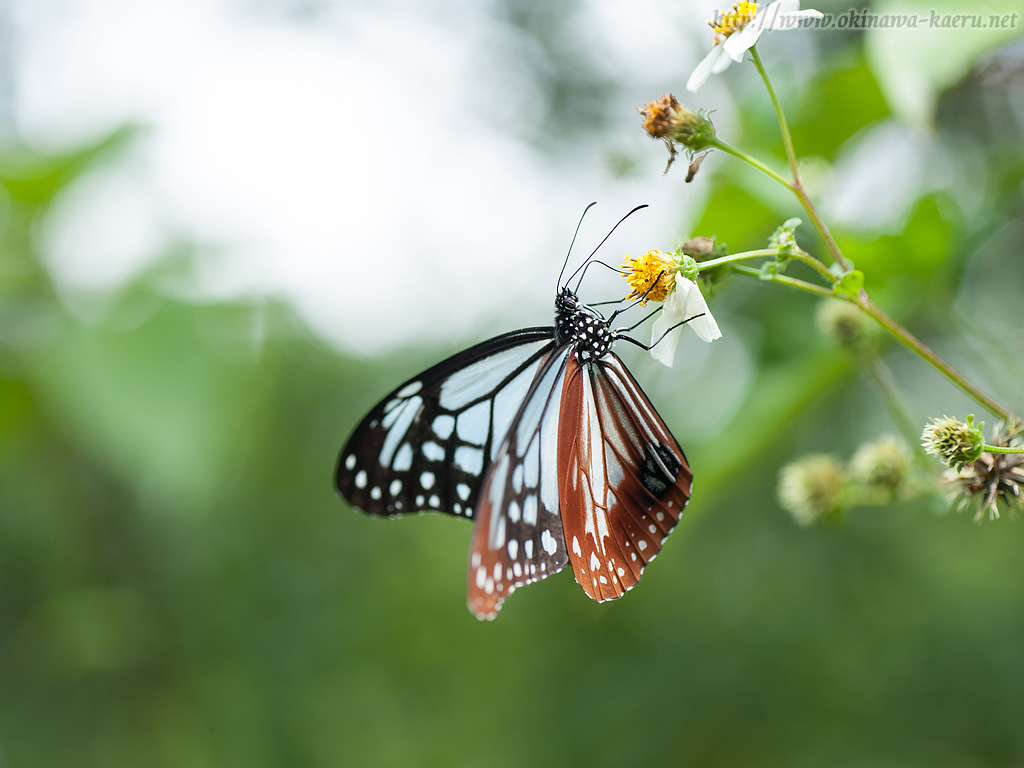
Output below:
[620,250,677,305]
[709,1,759,44]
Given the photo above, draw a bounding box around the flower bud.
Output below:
[638,93,717,152]
[685,153,707,183]
[777,454,847,526]
[769,218,803,254]
[679,237,717,258]
[849,435,912,501]
[921,415,985,470]
[675,254,699,283]
[944,421,1024,521]
[815,300,868,349]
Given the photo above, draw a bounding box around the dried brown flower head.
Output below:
[945,422,1024,521]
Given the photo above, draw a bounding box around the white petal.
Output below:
[711,47,736,73]
[677,279,722,343]
[688,311,723,343]
[650,289,686,366]
[766,10,824,31]
[783,8,825,21]
[650,319,682,367]
[649,281,721,365]
[723,25,762,60]
[757,0,794,27]
[686,45,727,93]
[762,0,824,30]
[767,0,796,14]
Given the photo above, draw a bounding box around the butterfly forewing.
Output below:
[337,329,555,519]
[467,350,572,620]
[557,353,692,603]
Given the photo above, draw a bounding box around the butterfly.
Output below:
[335,205,694,620]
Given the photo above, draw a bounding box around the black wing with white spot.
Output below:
[336,328,555,520]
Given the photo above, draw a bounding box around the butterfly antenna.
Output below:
[564,204,649,289]
[556,201,599,289]
[573,259,626,294]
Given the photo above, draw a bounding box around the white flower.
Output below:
[650,278,722,366]
[685,44,734,94]
[686,0,824,93]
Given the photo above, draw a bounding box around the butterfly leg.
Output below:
[617,313,706,351]
[615,306,663,335]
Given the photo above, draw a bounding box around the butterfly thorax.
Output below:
[554,287,614,364]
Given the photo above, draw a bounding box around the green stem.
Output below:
[794,185,849,272]
[700,246,834,286]
[748,45,851,272]
[789,249,836,285]
[984,444,1024,455]
[857,297,1016,423]
[860,348,929,456]
[711,139,795,191]
[730,262,1019,421]
[745,44,1014,420]
[748,45,799,180]
[729,264,835,298]
[698,46,1017,425]
[696,249,777,270]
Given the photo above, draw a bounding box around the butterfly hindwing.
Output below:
[336,329,555,519]
[467,350,572,620]
[557,353,692,603]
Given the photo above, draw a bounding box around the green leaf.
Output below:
[832,270,865,298]
[836,195,954,301]
[792,52,891,160]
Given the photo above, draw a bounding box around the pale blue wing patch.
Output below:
[338,331,555,520]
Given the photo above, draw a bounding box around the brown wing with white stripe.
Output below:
[557,353,692,603]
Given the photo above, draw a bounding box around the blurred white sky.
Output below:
[9,0,1022,450]
[9,0,735,353]
[9,0,1014,359]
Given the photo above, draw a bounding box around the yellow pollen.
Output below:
[620,250,676,305]
[708,1,759,44]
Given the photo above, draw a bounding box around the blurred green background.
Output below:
[2,1,1024,766]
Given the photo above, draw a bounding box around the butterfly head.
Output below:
[554,285,580,315]
[554,286,614,363]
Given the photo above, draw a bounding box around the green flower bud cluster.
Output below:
[777,436,915,526]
